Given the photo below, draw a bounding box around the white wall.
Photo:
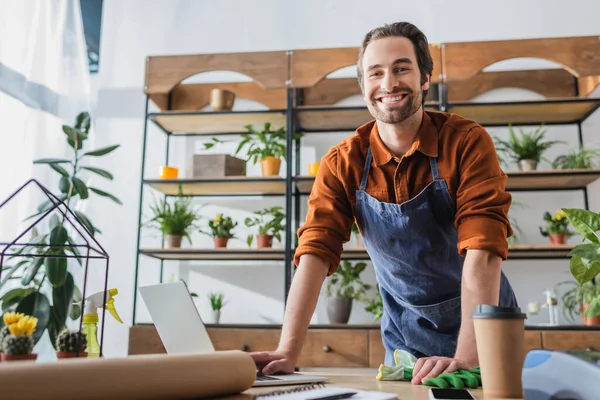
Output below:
[92,0,600,357]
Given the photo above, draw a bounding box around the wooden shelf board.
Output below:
[446,98,600,126]
[145,177,286,196]
[139,248,286,261]
[295,104,440,132]
[148,110,287,135]
[296,170,600,195]
[341,246,573,260]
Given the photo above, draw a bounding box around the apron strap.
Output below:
[429,156,440,181]
[359,147,373,191]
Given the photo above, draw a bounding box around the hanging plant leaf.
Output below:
[83,145,120,157]
[47,308,62,350]
[0,287,36,311]
[44,251,68,287]
[49,163,69,177]
[52,272,74,327]
[89,187,122,205]
[33,158,71,165]
[81,166,113,180]
[50,225,68,246]
[20,257,44,286]
[16,292,51,344]
[71,177,88,199]
[74,210,96,236]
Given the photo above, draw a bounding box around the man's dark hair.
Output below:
[357,21,434,102]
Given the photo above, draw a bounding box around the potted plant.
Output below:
[558,281,600,326]
[325,260,372,324]
[148,188,200,248]
[493,124,562,171]
[560,207,600,323]
[245,206,285,248]
[539,210,574,245]
[552,146,600,170]
[1,313,38,362]
[55,328,87,358]
[200,213,237,248]
[208,292,226,324]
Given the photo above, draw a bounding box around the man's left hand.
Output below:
[411,356,477,385]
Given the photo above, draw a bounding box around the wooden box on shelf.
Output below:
[187,154,246,178]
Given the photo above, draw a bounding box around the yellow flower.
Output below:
[8,315,38,337]
[554,210,566,221]
[3,312,25,326]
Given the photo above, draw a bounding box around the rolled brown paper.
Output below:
[0,350,256,400]
[473,304,526,399]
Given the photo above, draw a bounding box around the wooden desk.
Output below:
[223,372,490,399]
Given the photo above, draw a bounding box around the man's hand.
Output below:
[410,356,477,385]
[250,350,296,375]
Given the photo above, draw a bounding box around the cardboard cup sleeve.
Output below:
[0,350,257,399]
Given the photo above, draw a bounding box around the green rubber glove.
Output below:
[423,367,482,389]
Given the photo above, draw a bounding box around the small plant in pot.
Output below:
[56,328,87,358]
[325,260,372,324]
[560,207,600,324]
[558,281,600,326]
[208,292,226,324]
[552,146,600,170]
[493,124,562,171]
[147,188,200,248]
[245,206,285,248]
[1,313,38,362]
[539,210,574,245]
[200,213,237,248]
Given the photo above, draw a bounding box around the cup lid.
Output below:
[472,304,527,319]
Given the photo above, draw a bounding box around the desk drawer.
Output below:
[207,328,281,353]
[297,329,369,368]
[542,331,600,351]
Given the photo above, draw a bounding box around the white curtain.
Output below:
[0,0,93,360]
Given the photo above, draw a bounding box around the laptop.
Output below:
[138,281,329,387]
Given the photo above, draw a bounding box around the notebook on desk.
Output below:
[253,384,398,399]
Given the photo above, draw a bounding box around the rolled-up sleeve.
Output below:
[455,126,513,260]
[294,147,354,275]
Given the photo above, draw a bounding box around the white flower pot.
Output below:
[519,159,538,171]
[212,310,221,324]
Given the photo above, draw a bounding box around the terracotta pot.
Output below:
[165,234,183,248]
[257,234,273,248]
[549,234,567,245]
[260,156,281,176]
[327,297,353,324]
[519,159,538,171]
[582,303,600,326]
[214,237,229,248]
[1,353,37,362]
[210,89,235,111]
[56,351,88,359]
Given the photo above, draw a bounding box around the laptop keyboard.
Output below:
[256,374,282,381]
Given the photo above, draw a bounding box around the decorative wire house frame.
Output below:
[0,179,110,356]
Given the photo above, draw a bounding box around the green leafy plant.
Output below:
[560,207,600,319]
[200,213,237,239]
[0,111,120,349]
[201,122,302,164]
[245,206,285,246]
[557,280,600,323]
[325,260,372,300]
[493,124,562,164]
[147,189,200,243]
[208,292,226,311]
[539,210,574,237]
[364,287,383,322]
[552,146,600,170]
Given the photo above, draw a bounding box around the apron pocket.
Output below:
[394,294,461,322]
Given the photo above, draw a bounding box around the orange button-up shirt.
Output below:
[294,110,513,274]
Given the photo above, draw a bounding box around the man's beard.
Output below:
[366,88,423,124]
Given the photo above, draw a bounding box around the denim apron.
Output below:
[355,146,518,365]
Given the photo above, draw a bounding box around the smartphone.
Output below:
[429,388,476,400]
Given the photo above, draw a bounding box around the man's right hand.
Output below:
[250,350,296,375]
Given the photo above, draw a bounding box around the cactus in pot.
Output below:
[1,314,38,361]
[56,328,88,358]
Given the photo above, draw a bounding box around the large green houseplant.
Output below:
[560,207,600,323]
[245,206,285,248]
[325,260,372,324]
[0,111,121,350]
[493,125,562,171]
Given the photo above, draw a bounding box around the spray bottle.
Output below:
[82,288,123,357]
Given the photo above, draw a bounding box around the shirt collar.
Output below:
[368,111,439,166]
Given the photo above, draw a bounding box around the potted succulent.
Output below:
[539,210,574,245]
[55,328,88,358]
[147,189,200,248]
[208,292,226,324]
[552,146,600,170]
[493,124,562,171]
[245,206,285,248]
[558,281,600,326]
[1,312,38,362]
[325,260,372,324]
[560,207,600,324]
[200,213,237,248]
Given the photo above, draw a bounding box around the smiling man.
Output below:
[251,21,519,385]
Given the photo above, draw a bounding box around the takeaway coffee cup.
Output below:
[472,304,527,399]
